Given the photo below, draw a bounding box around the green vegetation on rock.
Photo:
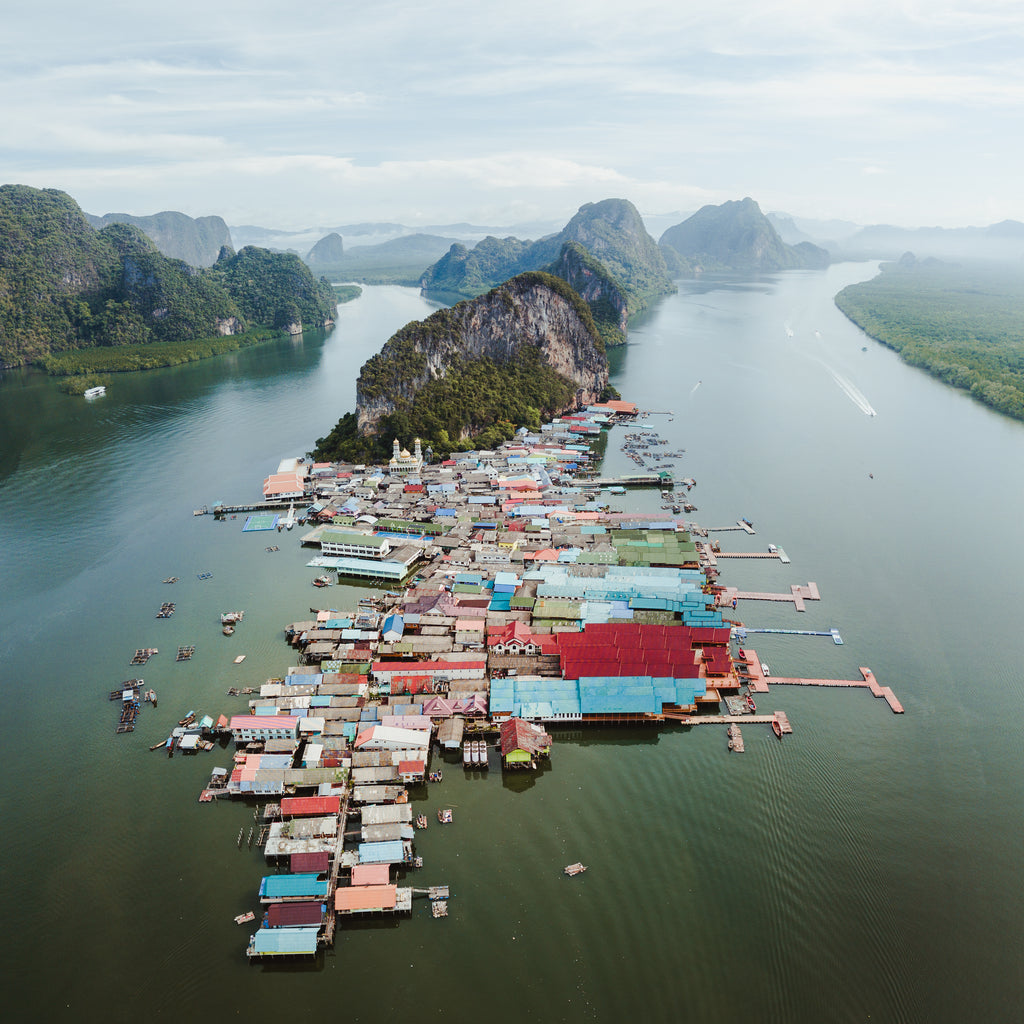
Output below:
[835,258,1024,421]
[418,198,674,334]
[314,348,577,462]
[0,185,337,370]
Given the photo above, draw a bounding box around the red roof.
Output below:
[280,795,341,818]
[290,852,330,874]
[266,901,324,928]
[398,760,425,774]
[556,624,704,680]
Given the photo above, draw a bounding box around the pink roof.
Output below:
[372,659,485,674]
[455,618,485,631]
[351,863,390,886]
[229,715,296,731]
[335,884,397,912]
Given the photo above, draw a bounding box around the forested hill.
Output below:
[835,257,1024,422]
[418,198,675,335]
[313,271,610,463]
[660,197,830,272]
[0,185,336,367]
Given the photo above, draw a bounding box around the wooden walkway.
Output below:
[715,549,790,564]
[736,648,903,713]
[718,582,819,612]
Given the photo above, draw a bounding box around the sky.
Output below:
[3,0,1023,231]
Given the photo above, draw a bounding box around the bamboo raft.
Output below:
[130,648,158,665]
[176,645,195,661]
[156,602,176,618]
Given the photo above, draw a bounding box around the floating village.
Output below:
[114,398,902,961]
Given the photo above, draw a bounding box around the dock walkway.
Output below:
[736,649,903,713]
[719,582,819,612]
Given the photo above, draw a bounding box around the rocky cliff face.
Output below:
[356,272,608,432]
[548,241,629,341]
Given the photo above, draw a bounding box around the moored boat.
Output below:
[772,719,783,739]
[564,862,587,876]
[83,385,106,398]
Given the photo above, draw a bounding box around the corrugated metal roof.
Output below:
[251,926,320,955]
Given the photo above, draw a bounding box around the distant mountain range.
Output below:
[659,198,830,272]
[85,210,232,268]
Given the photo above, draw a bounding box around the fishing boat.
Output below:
[234,911,255,924]
[428,770,443,783]
[83,385,106,398]
[438,808,453,824]
[772,719,783,739]
[415,815,429,829]
[233,655,246,664]
[745,693,756,712]
[564,863,587,876]
[312,574,333,587]
[221,611,244,625]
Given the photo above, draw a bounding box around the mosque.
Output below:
[389,438,424,476]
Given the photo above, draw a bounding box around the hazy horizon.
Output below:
[4,1,1022,231]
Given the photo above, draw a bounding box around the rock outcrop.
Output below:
[306,232,345,265]
[356,272,608,433]
[419,198,674,327]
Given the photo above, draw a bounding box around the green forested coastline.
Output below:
[0,185,336,370]
[835,260,1024,421]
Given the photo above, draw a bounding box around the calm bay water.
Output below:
[2,266,1023,1022]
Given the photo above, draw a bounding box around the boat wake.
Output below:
[820,361,876,417]
[689,380,702,396]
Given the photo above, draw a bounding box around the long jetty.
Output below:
[736,648,903,713]
[718,582,819,612]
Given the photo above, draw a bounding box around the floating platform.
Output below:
[727,724,745,752]
[130,648,158,665]
[176,645,196,661]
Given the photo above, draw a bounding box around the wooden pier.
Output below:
[736,649,903,713]
[715,549,790,564]
[718,582,819,612]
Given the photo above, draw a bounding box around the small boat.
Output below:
[760,662,771,677]
[428,770,443,783]
[438,808,453,824]
[222,625,234,636]
[772,719,783,739]
[233,655,246,664]
[83,385,106,398]
[234,912,255,925]
[415,815,429,829]
[745,693,756,712]
[564,863,587,876]
[463,745,472,768]
[220,611,244,625]
[312,575,333,588]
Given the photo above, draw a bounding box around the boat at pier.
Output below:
[772,719,783,739]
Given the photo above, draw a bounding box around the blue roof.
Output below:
[359,840,406,863]
[260,874,329,899]
[251,926,320,955]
